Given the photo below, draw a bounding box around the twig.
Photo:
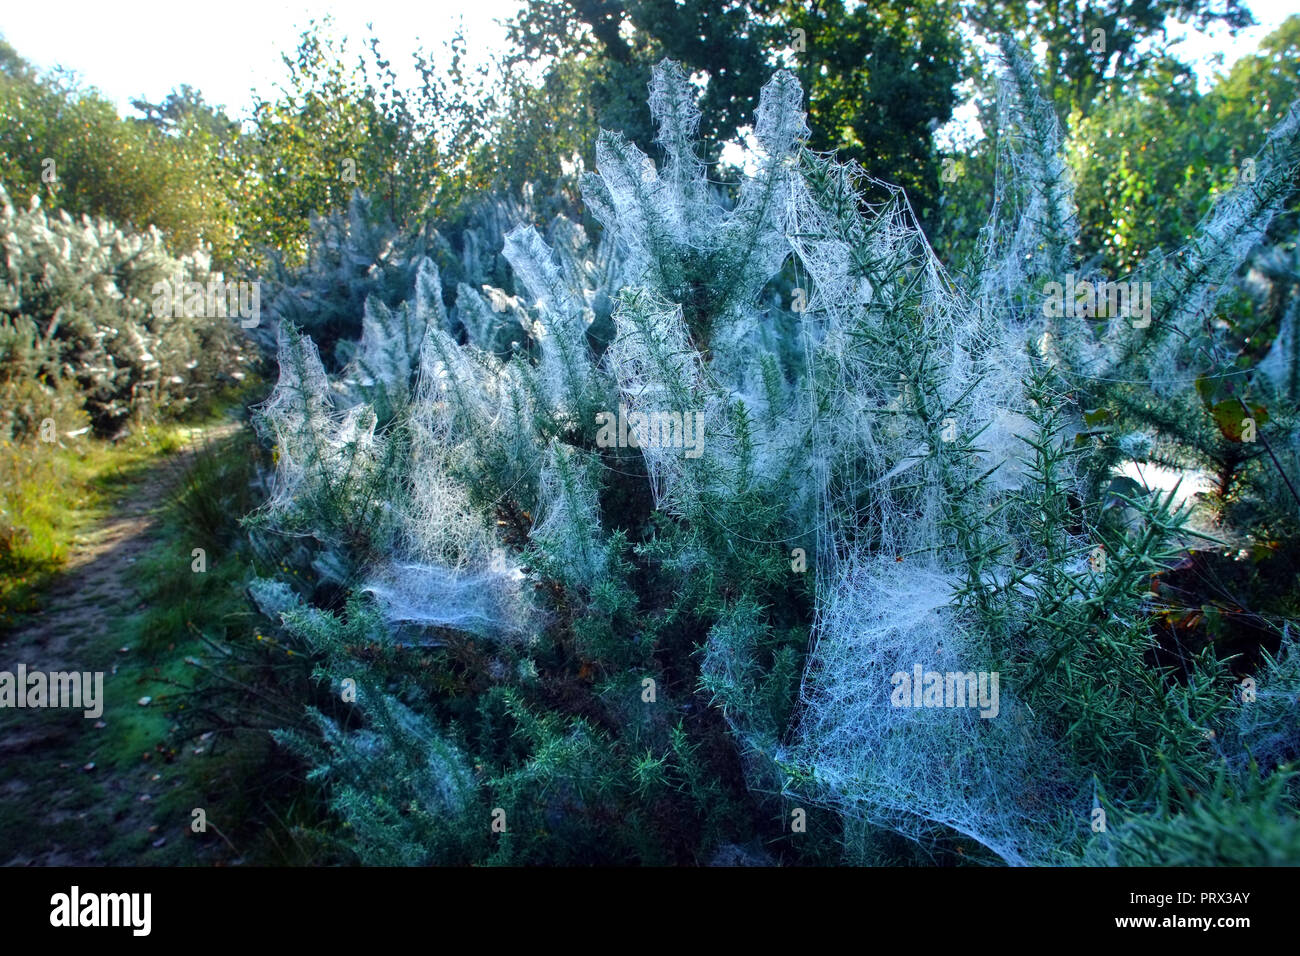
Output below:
[1238,396,1300,508]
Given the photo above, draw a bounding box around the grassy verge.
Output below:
[0,429,185,629]
[0,383,263,630]
[0,420,213,863]
[120,424,334,864]
[0,383,333,864]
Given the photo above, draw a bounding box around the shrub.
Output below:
[0,187,252,438]
[244,51,1300,865]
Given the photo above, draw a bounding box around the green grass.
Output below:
[0,382,262,630]
[123,423,337,864]
[0,418,229,863]
[0,379,334,865]
[0,430,180,628]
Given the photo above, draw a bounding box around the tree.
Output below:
[1071,16,1300,272]
[237,19,495,267]
[0,42,241,261]
[505,0,963,219]
[505,0,778,162]
[967,0,1256,121]
[788,0,962,219]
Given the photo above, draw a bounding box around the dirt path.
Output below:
[7,423,240,669]
[0,422,241,866]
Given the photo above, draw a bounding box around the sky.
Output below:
[0,0,1295,122]
[0,0,525,117]
[1165,0,1295,89]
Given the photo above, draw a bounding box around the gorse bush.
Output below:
[256,192,433,368]
[257,185,596,373]
[0,186,252,438]
[247,49,1300,865]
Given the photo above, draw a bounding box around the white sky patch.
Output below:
[1166,0,1295,93]
[1116,459,1215,507]
[0,0,524,118]
[719,126,760,176]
